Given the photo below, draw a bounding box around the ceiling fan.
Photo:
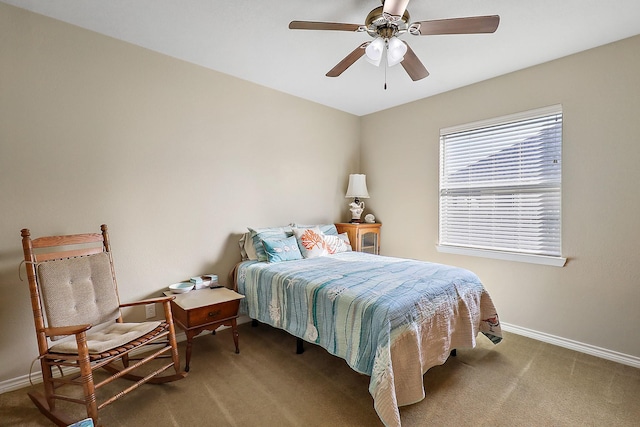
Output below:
[289,0,500,81]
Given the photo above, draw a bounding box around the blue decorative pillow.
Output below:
[262,236,303,263]
[248,226,293,262]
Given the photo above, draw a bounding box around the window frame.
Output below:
[437,105,567,267]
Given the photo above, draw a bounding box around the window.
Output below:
[438,105,566,266]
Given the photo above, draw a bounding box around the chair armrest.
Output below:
[44,324,92,338]
[120,295,175,308]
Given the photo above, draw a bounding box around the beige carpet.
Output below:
[1,323,639,426]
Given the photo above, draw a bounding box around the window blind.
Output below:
[439,106,563,258]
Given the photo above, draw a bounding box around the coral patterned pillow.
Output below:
[292,227,328,259]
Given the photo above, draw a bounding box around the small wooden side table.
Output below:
[166,287,245,372]
[335,222,381,254]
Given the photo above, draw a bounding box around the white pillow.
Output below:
[292,227,328,258]
[245,232,258,260]
[239,233,249,260]
[324,233,352,254]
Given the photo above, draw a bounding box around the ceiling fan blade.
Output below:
[412,15,500,35]
[289,21,361,32]
[382,0,411,19]
[326,42,369,77]
[400,43,429,81]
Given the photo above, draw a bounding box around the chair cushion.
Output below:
[37,252,121,340]
[50,321,162,354]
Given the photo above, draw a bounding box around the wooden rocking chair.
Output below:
[21,224,187,426]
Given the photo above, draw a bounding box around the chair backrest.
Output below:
[21,225,123,350]
[37,252,121,339]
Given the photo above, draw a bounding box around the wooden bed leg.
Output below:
[296,338,304,354]
[450,349,457,357]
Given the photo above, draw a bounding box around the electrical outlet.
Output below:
[145,303,156,319]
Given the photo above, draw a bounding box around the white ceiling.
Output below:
[4,0,640,116]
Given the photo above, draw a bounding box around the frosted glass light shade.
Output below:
[345,174,370,199]
[387,37,407,67]
[365,38,384,66]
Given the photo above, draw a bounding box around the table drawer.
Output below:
[186,299,240,327]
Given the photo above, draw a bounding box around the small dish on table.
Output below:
[168,282,194,294]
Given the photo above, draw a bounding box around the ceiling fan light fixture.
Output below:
[290,4,500,80]
[386,37,407,67]
[365,37,385,66]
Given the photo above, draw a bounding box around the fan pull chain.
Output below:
[384,53,388,90]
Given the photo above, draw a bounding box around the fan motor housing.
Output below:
[365,6,410,38]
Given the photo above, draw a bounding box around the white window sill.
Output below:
[436,245,567,267]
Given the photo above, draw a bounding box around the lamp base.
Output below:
[348,198,365,224]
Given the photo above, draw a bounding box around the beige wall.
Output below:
[361,35,640,360]
[0,4,360,383]
[2,2,639,390]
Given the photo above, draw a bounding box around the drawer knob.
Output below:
[208,309,221,317]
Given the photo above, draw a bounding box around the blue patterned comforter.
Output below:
[235,251,501,427]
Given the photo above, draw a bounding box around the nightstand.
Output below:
[335,222,381,254]
[167,287,245,372]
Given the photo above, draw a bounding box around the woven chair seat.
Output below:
[49,322,170,361]
[89,323,170,361]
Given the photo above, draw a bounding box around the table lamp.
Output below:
[345,174,370,223]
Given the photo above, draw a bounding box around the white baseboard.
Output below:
[501,322,640,369]
[3,321,638,395]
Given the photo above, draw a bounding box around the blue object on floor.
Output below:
[68,418,94,427]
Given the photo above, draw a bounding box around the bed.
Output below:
[233,225,502,427]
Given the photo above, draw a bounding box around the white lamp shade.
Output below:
[365,38,384,66]
[345,174,370,198]
[387,37,407,67]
